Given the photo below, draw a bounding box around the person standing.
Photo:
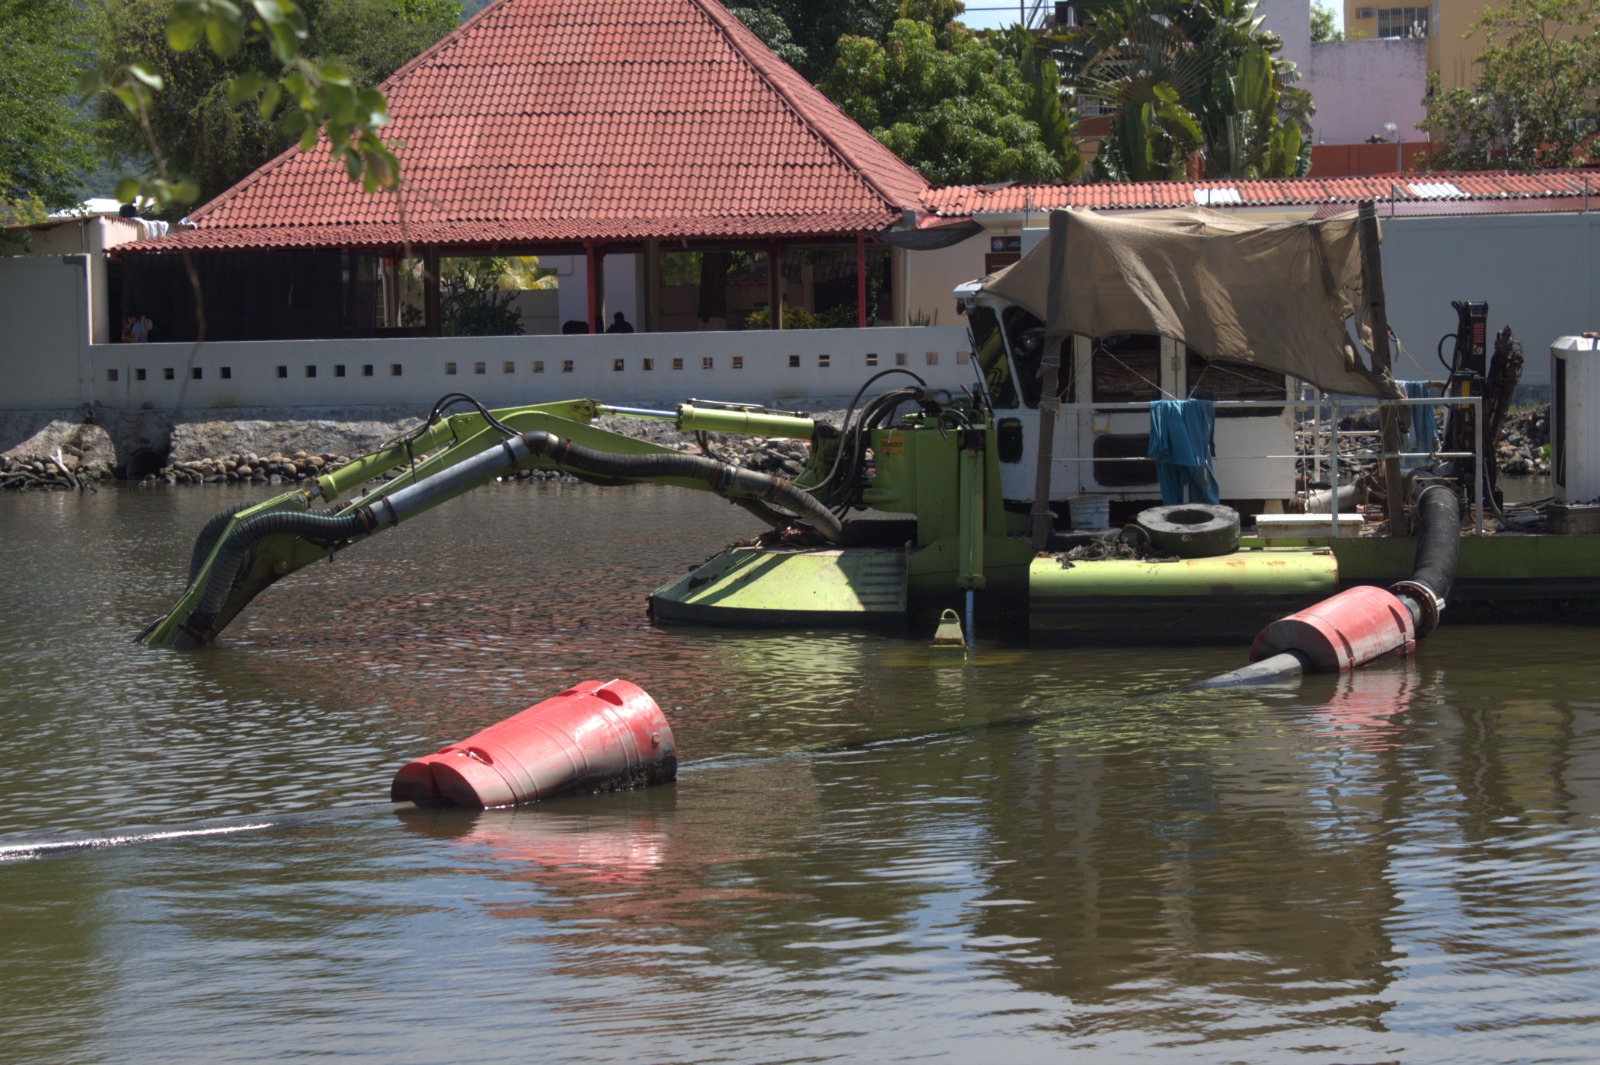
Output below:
[605,311,634,334]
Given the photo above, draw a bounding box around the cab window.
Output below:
[1003,306,1073,408]
[967,306,1017,408]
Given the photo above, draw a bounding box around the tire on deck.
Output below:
[1135,504,1241,559]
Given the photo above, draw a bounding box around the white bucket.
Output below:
[1071,496,1110,530]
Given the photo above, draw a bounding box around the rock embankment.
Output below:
[137,412,825,486]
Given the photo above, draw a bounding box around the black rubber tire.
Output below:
[1135,503,1240,558]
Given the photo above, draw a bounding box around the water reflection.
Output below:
[2,486,1600,1062]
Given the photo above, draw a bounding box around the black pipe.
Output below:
[191,510,369,629]
[1390,483,1461,639]
[520,430,845,542]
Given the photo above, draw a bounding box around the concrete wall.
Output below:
[1304,38,1428,148]
[902,232,995,327]
[9,216,148,344]
[71,325,975,411]
[1382,211,1600,389]
[0,255,91,408]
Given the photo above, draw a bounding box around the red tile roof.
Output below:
[124,0,928,254]
[921,171,1600,217]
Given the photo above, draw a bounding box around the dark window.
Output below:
[362,364,374,377]
[1092,334,1161,407]
[191,367,202,380]
[135,368,146,381]
[276,366,288,379]
[305,365,316,378]
[333,365,345,378]
[163,367,175,381]
[220,366,232,379]
[1092,433,1158,486]
[1377,6,1428,36]
[1185,352,1286,416]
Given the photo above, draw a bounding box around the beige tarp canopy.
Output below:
[978,206,1400,398]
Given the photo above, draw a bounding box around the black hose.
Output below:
[191,510,370,629]
[1406,484,1461,601]
[521,431,845,542]
[1389,482,1461,639]
[187,501,256,582]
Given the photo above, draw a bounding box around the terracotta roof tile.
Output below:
[921,172,1596,217]
[128,0,926,254]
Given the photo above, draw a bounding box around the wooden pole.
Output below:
[767,242,783,329]
[1357,200,1407,534]
[422,246,441,337]
[1030,210,1070,551]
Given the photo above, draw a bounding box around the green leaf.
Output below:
[129,63,165,92]
[167,12,204,52]
[258,81,283,119]
[226,72,270,106]
[299,124,320,151]
[114,177,141,203]
[319,61,352,87]
[172,180,201,204]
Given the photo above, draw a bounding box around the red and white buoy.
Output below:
[391,679,677,808]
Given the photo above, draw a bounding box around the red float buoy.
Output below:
[1249,585,1417,673]
[391,679,677,808]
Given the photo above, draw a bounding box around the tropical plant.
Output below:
[1053,0,1311,181]
[402,256,532,336]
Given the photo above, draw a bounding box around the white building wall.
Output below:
[0,255,92,409]
[1304,38,1428,147]
[902,232,997,327]
[65,326,975,411]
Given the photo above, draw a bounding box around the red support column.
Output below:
[856,234,867,327]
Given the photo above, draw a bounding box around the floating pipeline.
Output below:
[1190,484,1463,689]
[390,679,677,809]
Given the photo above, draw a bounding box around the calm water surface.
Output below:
[2,483,1599,1064]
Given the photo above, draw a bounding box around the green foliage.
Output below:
[1,0,106,216]
[402,256,527,336]
[89,0,458,213]
[1418,0,1600,170]
[1310,3,1343,41]
[825,18,1076,184]
[744,303,859,329]
[1055,0,1311,181]
[729,0,897,82]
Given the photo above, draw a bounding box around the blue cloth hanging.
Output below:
[1398,379,1436,471]
[1148,398,1220,505]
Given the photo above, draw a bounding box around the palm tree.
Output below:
[1052,0,1311,181]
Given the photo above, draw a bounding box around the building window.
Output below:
[731,356,743,369]
[305,365,316,378]
[1377,6,1428,36]
[817,354,830,368]
[561,360,573,373]
[1356,6,1373,16]
[866,352,879,367]
[642,358,653,371]
[221,366,232,379]
[136,368,147,381]
[362,364,375,377]
[614,359,626,372]
[164,367,176,381]
[445,361,457,375]
[895,352,907,366]
[672,358,684,370]
[956,351,970,364]
[503,361,514,374]
[702,357,714,370]
[788,355,801,368]
[390,364,402,376]
[926,351,939,366]
[533,361,544,373]
[333,365,344,378]
[106,368,119,383]
[191,367,202,380]
[473,361,485,374]
[276,366,288,379]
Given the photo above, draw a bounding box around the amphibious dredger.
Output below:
[139,206,1594,650]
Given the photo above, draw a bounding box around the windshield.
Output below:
[968,305,1018,408]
